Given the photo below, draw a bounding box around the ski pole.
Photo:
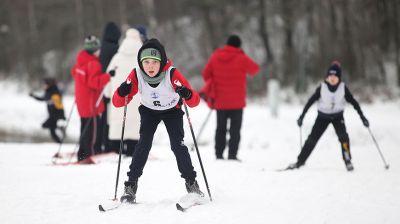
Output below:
[114,95,129,200]
[299,126,302,151]
[174,80,213,202]
[367,127,389,170]
[52,100,76,162]
[190,108,213,151]
[61,89,106,165]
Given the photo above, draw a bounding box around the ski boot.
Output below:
[185,179,204,196]
[345,160,354,171]
[120,179,138,203]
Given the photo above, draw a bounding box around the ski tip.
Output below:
[99,205,106,212]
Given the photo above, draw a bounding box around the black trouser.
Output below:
[42,116,62,143]
[215,109,243,159]
[127,106,197,181]
[99,98,110,153]
[297,113,351,166]
[78,116,101,161]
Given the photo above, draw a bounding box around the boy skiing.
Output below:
[112,38,203,203]
[288,61,369,171]
[30,78,66,143]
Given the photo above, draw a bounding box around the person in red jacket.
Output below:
[202,35,260,161]
[113,38,203,203]
[71,35,111,162]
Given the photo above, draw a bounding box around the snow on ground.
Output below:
[1,84,400,224]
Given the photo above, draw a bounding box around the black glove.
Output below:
[109,70,115,77]
[175,86,192,100]
[361,115,369,127]
[297,115,304,127]
[118,81,132,97]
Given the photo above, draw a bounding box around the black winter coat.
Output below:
[99,22,121,72]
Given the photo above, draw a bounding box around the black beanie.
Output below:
[227,35,241,48]
[326,64,341,78]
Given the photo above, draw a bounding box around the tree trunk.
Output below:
[257,0,274,64]
[75,0,84,41]
[118,0,127,25]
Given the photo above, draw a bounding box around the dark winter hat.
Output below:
[135,25,148,42]
[227,35,241,48]
[326,64,341,78]
[137,38,167,70]
[140,48,161,62]
[102,22,121,43]
[43,77,56,86]
[84,35,101,53]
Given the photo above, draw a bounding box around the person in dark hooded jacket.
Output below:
[287,61,370,171]
[112,38,204,203]
[202,34,259,161]
[100,22,121,72]
[98,22,121,154]
[30,78,66,143]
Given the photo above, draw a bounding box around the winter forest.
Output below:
[1,1,400,224]
[1,0,400,95]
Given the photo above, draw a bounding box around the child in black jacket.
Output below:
[30,78,66,143]
[288,61,369,171]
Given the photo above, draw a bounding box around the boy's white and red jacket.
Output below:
[112,60,200,109]
[71,50,110,117]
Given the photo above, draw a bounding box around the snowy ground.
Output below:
[1,83,400,224]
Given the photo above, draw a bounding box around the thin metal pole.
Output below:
[114,96,128,200]
[367,127,390,170]
[52,100,76,162]
[191,108,213,151]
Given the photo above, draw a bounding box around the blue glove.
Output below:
[361,115,369,127]
[297,115,304,127]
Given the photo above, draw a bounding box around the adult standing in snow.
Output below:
[112,38,203,203]
[71,35,111,162]
[287,61,369,171]
[202,34,260,161]
[99,22,121,153]
[29,77,66,143]
[104,28,142,156]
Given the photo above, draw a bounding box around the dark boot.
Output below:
[185,179,204,196]
[120,179,138,203]
[345,160,354,171]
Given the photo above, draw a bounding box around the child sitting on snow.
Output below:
[112,38,203,203]
[30,77,66,143]
[287,61,369,171]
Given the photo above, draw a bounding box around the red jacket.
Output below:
[202,45,259,109]
[112,60,200,109]
[71,50,110,117]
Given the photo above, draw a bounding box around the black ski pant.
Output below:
[42,116,62,143]
[297,113,351,166]
[215,109,243,159]
[99,98,110,153]
[127,106,197,181]
[78,116,101,161]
